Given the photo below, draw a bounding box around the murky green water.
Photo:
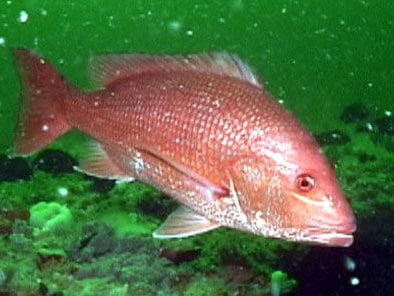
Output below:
[0,1,393,295]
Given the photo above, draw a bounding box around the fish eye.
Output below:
[295,174,315,192]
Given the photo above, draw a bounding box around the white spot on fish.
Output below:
[18,10,29,23]
[93,101,99,107]
[131,151,145,174]
[42,124,49,131]
[212,100,220,107]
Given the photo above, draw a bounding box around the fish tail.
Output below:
[13,48,75,155]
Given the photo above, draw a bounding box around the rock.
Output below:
[315,130,351,146]
[340,102,370,123]
[32,149,77,176]
[0,155,32,182]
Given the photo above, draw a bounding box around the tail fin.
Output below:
[13,48,74,156]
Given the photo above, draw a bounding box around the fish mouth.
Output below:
[302,222,356,247]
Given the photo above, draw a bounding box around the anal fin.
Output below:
[153,206,220,239]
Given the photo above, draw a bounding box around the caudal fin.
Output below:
[13,48,74,156]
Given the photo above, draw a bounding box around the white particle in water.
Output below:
[350,277,360,286]
[168,21,182,32]
[0,37,5,46]
[18,10,29,23]
[366,122,373,131]
[281,7,287,13]
[186,30,193,36]
[343,256,356,271]
[367,82,373,87]
[57,187,69,197]
[384,110,392,116]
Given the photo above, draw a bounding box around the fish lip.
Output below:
[302,223,356,247]
[309,215,357,234]
[308,231,354,247]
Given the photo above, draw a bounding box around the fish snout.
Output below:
[306,196,357,247]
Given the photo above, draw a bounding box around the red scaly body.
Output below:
[13,49,356,246]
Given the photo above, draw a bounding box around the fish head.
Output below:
[230,129,356,247]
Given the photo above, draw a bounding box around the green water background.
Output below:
[0,0,392,152]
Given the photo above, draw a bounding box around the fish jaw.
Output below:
[301,225,356,247]
[246,205,356,247]
[297,195,357,247]
[269,187,357,247]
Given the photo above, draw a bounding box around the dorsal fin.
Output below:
[88,52,262,88]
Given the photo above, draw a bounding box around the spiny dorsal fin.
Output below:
[152,206,220,239]
[88,52,262,88]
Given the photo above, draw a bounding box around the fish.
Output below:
[12,48,356,246]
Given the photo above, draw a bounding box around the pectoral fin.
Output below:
[153,206,220,239]
[76,140,133,181]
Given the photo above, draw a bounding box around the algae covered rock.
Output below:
[29,201,73,233]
